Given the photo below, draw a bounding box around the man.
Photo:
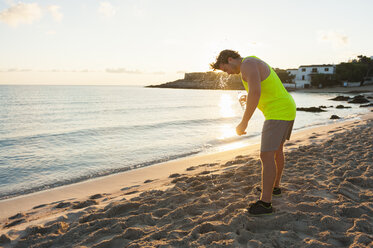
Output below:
[210,50,296,215]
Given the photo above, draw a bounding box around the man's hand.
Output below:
[236,121,248,136]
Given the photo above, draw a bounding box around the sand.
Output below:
[0,110,372,247]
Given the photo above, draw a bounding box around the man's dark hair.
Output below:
[210,49,241,70]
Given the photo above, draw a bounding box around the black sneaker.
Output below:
[272,187,282,197]
[248,200,273,215]
[255,187,282,196]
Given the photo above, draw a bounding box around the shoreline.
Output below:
[146,82,373,93]
[0,111,368,216]
[0,110,371,203]
[0,111,372,246]
[1,111,372,219]
[0,87,371,206]
[296,84,373,94]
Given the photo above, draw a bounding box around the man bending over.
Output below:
[210,50,296,215]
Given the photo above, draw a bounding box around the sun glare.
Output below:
[219,94,235,118]
[218,124,236,140]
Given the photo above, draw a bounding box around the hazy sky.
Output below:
[1,0,372,85]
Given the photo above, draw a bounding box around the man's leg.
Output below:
[259,150,276,203]
[274,142,285,188]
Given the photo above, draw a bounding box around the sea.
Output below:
[0,85,370,200]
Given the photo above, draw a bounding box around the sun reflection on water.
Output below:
[219,93,236,118]
[217,94,238,140]
[218,124,236,140]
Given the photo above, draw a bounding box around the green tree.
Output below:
[336,55,372,83]
[310,73,338,88]
[357,55,373,79]
[273,68,295,84]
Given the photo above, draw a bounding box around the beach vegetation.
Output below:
[309,55,373,87]
[336,55,373,83]
[274,68,296,84]
[310,73,338,88]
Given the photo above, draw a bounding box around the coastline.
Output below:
[1,86,371,203]
[0,109,372,246]
[296,84,373,94]
[146,78,373,94]
[0,110,371,220]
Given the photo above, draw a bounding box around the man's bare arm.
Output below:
[241,60,261,121]
[236,59,261,135]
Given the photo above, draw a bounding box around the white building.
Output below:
[287,64,336,88]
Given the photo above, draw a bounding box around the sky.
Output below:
[0,0,372,85]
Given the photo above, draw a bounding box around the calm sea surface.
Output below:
[0,85,369,199]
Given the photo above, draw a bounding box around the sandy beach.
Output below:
[0,96,372,247]
[2,0,373,246]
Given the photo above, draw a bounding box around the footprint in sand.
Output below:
[169,173,183,178]
[32,204,47,209]
[121,185,140,191]
[8,213,25,220]
[171,176,188,184]
[287,139,301,146]
[4,218,25,228]
[223,159,246,167]
[186,166,196,171]
[124,190,140,196]
[198,171,211,175]
[72,200,97,209]
[89,194,104,200]
[198,163,219,168]
[144,179,155,183]
[55,202,72,209]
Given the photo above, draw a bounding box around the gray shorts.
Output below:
[261,120,294,152]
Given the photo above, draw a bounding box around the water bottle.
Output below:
[237,91,247,110]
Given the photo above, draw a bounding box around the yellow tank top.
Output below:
[241,56,296,120]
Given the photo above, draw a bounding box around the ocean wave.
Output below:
[0,150,201,200]
[0,104,217,119]
[0,116,240,146]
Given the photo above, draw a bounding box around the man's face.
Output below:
[219,58,240,75]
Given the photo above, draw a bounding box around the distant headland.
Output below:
[146,55,373,90]
[146,72,245,90]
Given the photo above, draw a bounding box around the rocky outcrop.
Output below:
[336,105,351,109]
[360,103,373,107]
[348,95,370,104]
[147,72,244,90]
[329,96,351,101]
[147,79,214,89]
[330,94,371,106]
[296,107,327,112]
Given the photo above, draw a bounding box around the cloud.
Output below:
[105,68,165,75]
[318,30,349,48]
[1,68,32,72]
[38,69,99,73]
[0,2,42,27]
[98,2,116,17]
[106,68,143,74]
[48,5,63,22]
